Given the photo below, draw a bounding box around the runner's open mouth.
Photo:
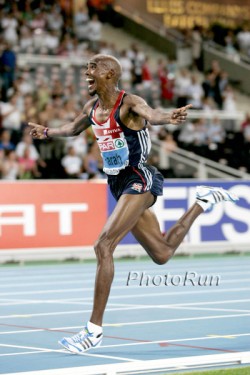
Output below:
[86,78,95,89]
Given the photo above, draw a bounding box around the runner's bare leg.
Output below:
[90,192,154,326]
[132,204,203,264]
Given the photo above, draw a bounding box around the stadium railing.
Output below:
[203,42,250,95]
[152,142,250,180]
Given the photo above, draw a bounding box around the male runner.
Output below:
[29,54,238,354]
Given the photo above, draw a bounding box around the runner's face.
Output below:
[85,60,109,96]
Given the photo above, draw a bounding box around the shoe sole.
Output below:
[58,339,102,354]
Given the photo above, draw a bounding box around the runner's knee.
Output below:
[94,231,116,261]
[152,245,174,265]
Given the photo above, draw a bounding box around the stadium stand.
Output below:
[0,0,249,181]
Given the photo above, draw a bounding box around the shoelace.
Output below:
[71,328,93,343]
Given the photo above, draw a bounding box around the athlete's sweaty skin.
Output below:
[28,54,203,327]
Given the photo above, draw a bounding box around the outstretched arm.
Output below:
[28,111,91,139]
[126,94,192,125]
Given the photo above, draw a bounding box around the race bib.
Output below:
[98,138,129,175]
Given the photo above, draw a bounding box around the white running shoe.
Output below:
[59,323,103,354]
[196,185,239,211]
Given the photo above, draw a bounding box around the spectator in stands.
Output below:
[236,24,250,56]
[0,93,22,142]
[224,31,239,60]
[218,71,229,94]
[61,146,83,178]
[15,133,40,162]
[51,80,64,99]
[44,30,60,54]
[21,1,33,23]
[174,68,191,107]
[158,65,174,107]
[191,25,203,71]
[192,118,207,147]
[0,129,15,152]
[141,56,153,104]
[222,85,237,112]
[178,119,196,148]
[21,94,37,124]
[83,143,103,179]
[99,41,116,56]
[1,11,19,46]
[36,80,51,111]
[241,113,250,131]
[142,56,153,87]
[29,10,47,33]
[74,4,90,42]
[0,42,16,101]
[207,117,225,144]
[65,133,88,159]
[119,50,133,88]
[187,74,203,109]
[18,146,41,179]
[202,72,222,109]
[1,150,21,180]
[202,97,217,112]
[180,118,208,158]
[222,84,237,131]
[88,14,102,52]
[46,5,64,35]
[159,130,177,154]
[243,124,250,143]
[57,33,75,56]
[127,43,145,85]
[14,74,34,96]
[19,25,33,53]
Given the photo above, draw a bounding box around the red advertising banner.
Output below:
[0,181,107,249]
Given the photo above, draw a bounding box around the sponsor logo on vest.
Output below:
[99,141,115,151]
[103,128,121,135]
[115,139,125,148]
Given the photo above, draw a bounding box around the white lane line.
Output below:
[0,263,249,282]
[103,313,250,327]
[1,333,250,356]
[0,300,135,307]
[1,308,250,323]
[0,306,152,319]
[1,286,250,298]
[0,350,48,357]
[2,296,250,308]
[0,301,91,307]
[0,329,44,335]
[2,274,250,289]
[0,343,137,362]
[167,306,250,313]
[1,305,250,320]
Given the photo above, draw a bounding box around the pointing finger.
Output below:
[183,104,193,110]
[28,122,38,128]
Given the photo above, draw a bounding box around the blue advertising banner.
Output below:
[108,181,250,245]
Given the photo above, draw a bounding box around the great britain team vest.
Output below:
[89,90,151,175]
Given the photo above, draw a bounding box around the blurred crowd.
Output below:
[0,0,249,181]
[210,23,250,62]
